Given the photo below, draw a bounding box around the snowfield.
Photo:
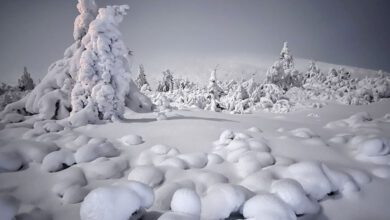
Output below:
[1,99,390,220]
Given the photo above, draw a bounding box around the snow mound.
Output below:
[355,138,390,165]
[240,170,276,192]
[285,161,334,200]
[321,165,360,193]
[0,139,58,171]
[247,126,263,133]
[113,181,155,209]
[216,129,235,145]
[243,193,296,220]
[325,112,374,129]
[82,157,128,180]
[136,145,180,166]
[177,153,208,169]
[74,138,119,163]
[289,128,319,139]
[127,165,165,188]
[171,188,201,216]
[158,157,188,169]
[0,151,23,172]
[41,149,75,172]
[119,134,144,145]
[235,152,275,178]
[201,184,249,219]
[52,166,87,198]
[154,182,185,210]
[80,184,148,220]
[181,170,229,194]
[206,153,224,165]
[371,166,390,179]
[271,179,320,215]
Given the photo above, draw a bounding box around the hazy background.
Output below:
[0,0,389,85]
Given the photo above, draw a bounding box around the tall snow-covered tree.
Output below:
[135,64,150,91]
[1,0,152,123]
[18,67,35,91]
[71,5,132,122]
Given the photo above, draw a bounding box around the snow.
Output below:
[62,185,89,204]
[119,134,144,145]
[284,161,335,200]
[0,195,20,220]
[271,179,320,215]
[243,193,296,220]
[1,112,24,124]
[170,188,201,216]
[80,185,142,220]
[52,166,88,197]
[74,138,119,163]
[127,165,165,188]
[1,100,390,220]
[82,157,128,180]
[41,149,75,172]
[0,151,23,172]
[201,184,248,219]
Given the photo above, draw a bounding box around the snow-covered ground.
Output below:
[1,99,390,220]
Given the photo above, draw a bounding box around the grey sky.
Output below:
[0,0,389,85]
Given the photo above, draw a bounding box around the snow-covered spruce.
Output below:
[71,4,148,125]
[1,0,152,125]
[135,64,151,92]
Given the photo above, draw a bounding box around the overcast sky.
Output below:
[0,0,389,84]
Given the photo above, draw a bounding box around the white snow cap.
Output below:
[74,0,98,40]
[243,193,296,220]
[209,66,218,82]
[171,188,201,216]
[281,41,289,56]
[80,181,154,220]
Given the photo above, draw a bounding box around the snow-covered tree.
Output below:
[73,0,98,40]
[135,64,150,91]
[1,0,97,120]
[157,70,174,92]
[207,66,224,99]
[18,67,35,91]
[265,42,303,90]
[1,0,152,124]
[71,5,134,122]
[206,66,225,112]
[234,85,249,101]
[280,41,294,70]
